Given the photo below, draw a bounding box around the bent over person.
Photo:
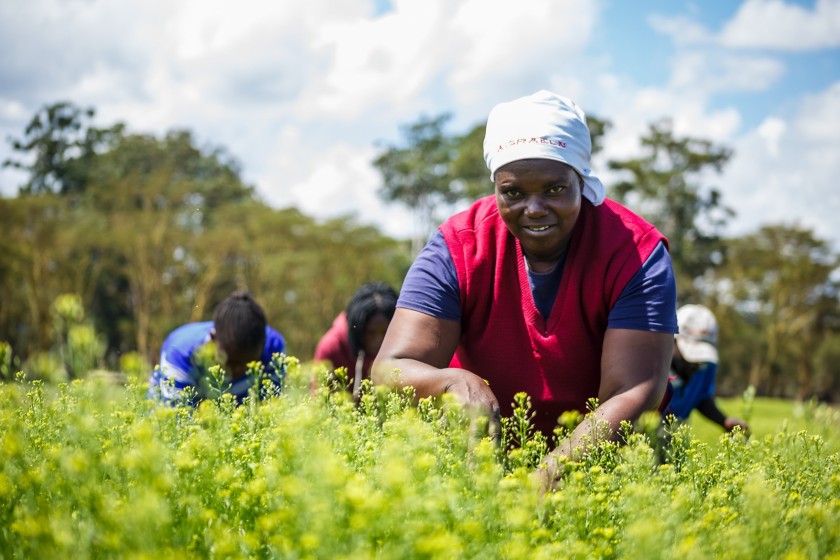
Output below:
[372,90,678,485]
[148,290,286,405]
[314,282,398,398]
[668,304,749,433]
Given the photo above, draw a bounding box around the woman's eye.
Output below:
[502,189,523,199]
[547,184,566,194]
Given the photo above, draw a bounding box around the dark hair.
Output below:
[345,282,398,355]
[212,291,267,357]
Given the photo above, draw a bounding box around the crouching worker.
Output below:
[147,290,287,406]
[314,282,398,398]
[668,304,749,434]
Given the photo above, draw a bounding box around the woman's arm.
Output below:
[541,328,672,479]
[372,308,500,417]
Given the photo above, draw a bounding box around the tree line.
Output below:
[0,102,411,378]
[2,101,838,402]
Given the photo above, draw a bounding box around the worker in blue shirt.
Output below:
[148,291,286,405]
[668,304,748,433]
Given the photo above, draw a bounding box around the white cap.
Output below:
[675,304,719,364]
[483,90,605,206]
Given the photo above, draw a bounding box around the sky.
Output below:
[1,0,839,250]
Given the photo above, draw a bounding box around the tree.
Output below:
[0,101,412,370]
[710,225,839,399]
[242,209,410,359]
[449,123,491,202]
[83,130,259,358]
[3,101,124,195]
[607,120,733,301]
[586,115,611,156]
[374,113,465,255]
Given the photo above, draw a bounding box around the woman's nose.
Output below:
[524,195,547,216]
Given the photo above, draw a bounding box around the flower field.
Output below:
[1,357,838,559]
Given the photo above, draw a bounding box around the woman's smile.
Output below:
[522,223,554,233]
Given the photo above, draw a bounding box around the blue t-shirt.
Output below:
[147,321,286,405]
[398,230,677,332]
[668,363,717,420]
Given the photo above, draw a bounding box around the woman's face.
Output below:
[494,159,582,273]
[216,343,262,379]
[361,312,391,358]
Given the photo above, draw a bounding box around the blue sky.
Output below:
[594,0,838,128]
[1,0,838,249]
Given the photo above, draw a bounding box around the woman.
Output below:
[314,282,398,397]
[372,90,677,483]
[668,304,748,433]
[148,290,286,405]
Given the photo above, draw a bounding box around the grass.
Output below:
[687,395,837,446]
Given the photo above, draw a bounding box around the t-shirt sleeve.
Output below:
[148,334,197,405]
[396,230,462,322]
[607,241,678,333]
[262,326,286,375]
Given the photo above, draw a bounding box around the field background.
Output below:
[687,395,833,447]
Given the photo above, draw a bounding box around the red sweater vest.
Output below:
[440,195,667,438]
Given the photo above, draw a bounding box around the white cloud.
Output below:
[721,82,840,244]
[595,79,741,164]
[757,117,786,156]
[446,0,596,103]
[304,3,446,119]
[651,0,840,52]
[300,0,599,121]
[0,98,28,123]
[276,142,416,239]
[0,0,837,252]
[720,0,840,51]
[793,81,840,141]
[648,13,713,46]
[669,52,785,93]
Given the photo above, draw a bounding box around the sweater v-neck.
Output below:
[514,207,585,335]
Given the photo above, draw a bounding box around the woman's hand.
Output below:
[441,368,501,441]
[723,416,749,434]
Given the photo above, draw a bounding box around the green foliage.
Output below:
[0,366,840,558]
[688,394,838,447]
[21,351,67,383]
[51,293,85,327]
[1,368,838,559]
[813,332,840,399]
[0,341,20,381]
[586,114,612,156]
[449,123,492,201]
[500,392,550,473]
[50,293,106,379]
[118,351,152,379]
[65,324,105,379]
[2,101,124,195]
[374,113,464,254]
[607,119,734,301]
[1,106,411,366]
[710,225,840,398]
